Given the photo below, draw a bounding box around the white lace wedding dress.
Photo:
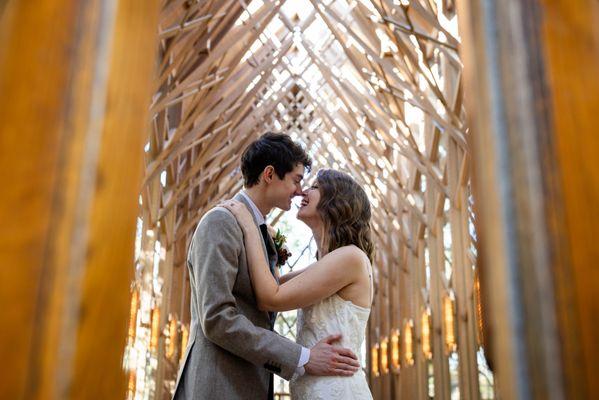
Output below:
[289,293,373,399]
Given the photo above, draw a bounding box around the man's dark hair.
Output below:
[241,132,312,187]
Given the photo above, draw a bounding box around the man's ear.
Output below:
[263,165,275,183]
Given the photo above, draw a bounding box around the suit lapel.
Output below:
[234,192,279,328]
[234,193,270,266]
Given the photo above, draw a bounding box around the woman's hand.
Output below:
[220,199,255,232]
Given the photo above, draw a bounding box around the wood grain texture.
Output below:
[0,1,95,397]
[458,0,599,398]
[0,0,159,398]
[68,1,159,398]
[540,0,599,397]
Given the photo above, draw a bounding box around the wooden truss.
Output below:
[131,1,487,399]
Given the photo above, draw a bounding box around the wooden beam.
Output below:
[0,0,159,399]
[458,0,599,398]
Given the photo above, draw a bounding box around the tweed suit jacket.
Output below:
[172,193,302,399]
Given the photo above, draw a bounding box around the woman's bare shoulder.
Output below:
[324,245,369,269]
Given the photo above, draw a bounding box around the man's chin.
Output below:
[274,201,291,211]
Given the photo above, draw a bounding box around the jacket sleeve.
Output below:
[191,207,302,380]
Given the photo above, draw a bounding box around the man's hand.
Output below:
[305,334,360,376]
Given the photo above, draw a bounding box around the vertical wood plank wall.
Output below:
[0,1,159,399]
[540,1,599,397]
[457,0,599,398]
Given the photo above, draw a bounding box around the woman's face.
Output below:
[297,181,322,226]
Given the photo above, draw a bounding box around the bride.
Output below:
[222,168,374,399]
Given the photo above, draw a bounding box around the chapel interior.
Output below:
[1,0,597,399]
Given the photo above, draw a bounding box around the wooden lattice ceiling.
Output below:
[134,1,481,398]
[143,0,467,263]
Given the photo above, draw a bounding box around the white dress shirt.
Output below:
[238,191,310,377]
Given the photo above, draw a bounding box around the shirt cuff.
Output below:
[293,347,310,378]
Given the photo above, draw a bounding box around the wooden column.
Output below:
[457,0,599,398]
[0,1,159,398]
[426,186,451,400]
[448,141,480,400]
[540,2,599,397]
[413,238,428,400]
[389,227,401,398]
[402,221,419,400]
[381,250,392,400]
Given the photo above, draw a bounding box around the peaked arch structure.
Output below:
[124,1,489,399]
[2,0,598,399]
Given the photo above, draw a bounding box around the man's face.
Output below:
[268,163,305,211]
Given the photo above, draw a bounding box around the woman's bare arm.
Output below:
[222,200,367,312]
[279,267,309,284]
[242,228,365,312]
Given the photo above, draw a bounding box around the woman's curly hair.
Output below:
[315,169,374,262]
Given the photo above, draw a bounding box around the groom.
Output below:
[173,133,360,400]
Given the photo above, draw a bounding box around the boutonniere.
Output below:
[272,228,292,267]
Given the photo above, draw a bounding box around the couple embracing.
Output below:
[173,133,374,399]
